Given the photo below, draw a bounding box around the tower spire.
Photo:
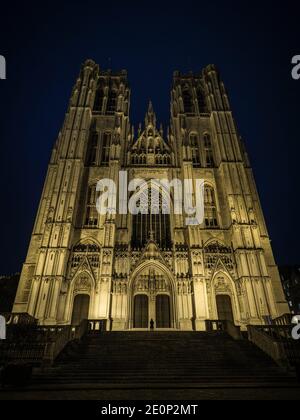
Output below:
[145,100,156,127]
[148,100,154,114]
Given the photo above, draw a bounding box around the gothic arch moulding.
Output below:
[210,270,241,324]
[73,272,94,296]
[204,240,235,277]
[64,271,96,324]
[128,261,178,329]
[129,261,176,293]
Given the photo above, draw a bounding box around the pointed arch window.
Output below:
[204,134,215,167]
[84,185,98,227]
[101,132,112,165]
[182,87,194,114]
[132,188,172,250]
[87,132,99,166]
[190,134,201,167]
[197,88,207,113]
[204,186,219,228]
[155,152,171,166]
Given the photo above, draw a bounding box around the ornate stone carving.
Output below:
[133,269,170,301]
[112,280,128,295]
[130,239,171,273]
[74,275,92,293]
[204,241,235,274]
[215,276,231,293]
[177,279,192,295]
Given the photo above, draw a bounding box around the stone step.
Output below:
[32,376,296,385]
[35,366,284,374]
[33,332,296,387]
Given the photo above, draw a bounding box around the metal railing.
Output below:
[248,324,300,369]
[0,320,90,366]
[205,320,225,332]
[273,313,293,326]
[88,319,107,333]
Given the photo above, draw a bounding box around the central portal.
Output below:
[133,294,171,329]
[131,267,174,330]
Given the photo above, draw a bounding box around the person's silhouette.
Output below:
[150,319,155,331]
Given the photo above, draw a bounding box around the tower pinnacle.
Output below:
[145,100,156,127]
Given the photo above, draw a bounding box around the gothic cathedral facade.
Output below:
[13,60,289,331]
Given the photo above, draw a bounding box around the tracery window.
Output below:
[87,132,99,166]
[182,87,194,114]
[204,134,215,167]
[101,132,111,165]
[84,186,98,227]
[155,153,171,165]
[204,186,219,228]
[132,189,172,250]
[190,134,201,167]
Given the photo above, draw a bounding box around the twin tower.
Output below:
[13,59,288,331]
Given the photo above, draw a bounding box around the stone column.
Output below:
[193,278,209,331]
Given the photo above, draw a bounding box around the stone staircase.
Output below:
[32,332,298,387]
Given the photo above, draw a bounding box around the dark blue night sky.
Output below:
[0,0,299,274]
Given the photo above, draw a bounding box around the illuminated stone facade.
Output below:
[13,60,289,330]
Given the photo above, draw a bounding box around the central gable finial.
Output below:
[145,100,156,128]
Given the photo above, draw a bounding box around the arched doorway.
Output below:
[71,294,90,325]
[130,265,175,330]
[134,295,149,328]
[216,295,234,323]
[156,295,171,328]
